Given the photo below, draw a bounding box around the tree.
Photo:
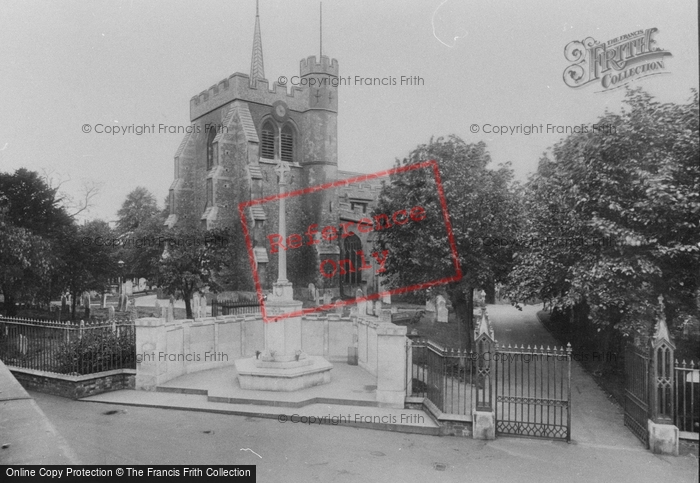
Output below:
[58,220,116,318]
[507,88,699,343]
[0,169,74,312]
[374,136,522,349]
[155,224,230,319]
[115,187,159,235]
[0,209,54,315]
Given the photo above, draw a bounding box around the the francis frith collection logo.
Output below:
[563,28,672,92]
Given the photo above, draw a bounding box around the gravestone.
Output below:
[130,299,138,320]
[356,289,366,316]
[18,334,28,355]
[425,297,436,312]
[436,295,448,323]
[101,293,107,309]
[308,283,316,302]
[192,294,200,318]
[108,306,115,319]
[323,290,332,306]
[382,292,391,305]
[124,280,134,296]
[167,303,174,322]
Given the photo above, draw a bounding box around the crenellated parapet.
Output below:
[300,55,339,77]
[189,73,306,121]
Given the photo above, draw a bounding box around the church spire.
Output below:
[249,0,265,87]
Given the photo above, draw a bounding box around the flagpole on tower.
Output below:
[320,2,323,59]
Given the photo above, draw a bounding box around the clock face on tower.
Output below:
[271,100,289,122]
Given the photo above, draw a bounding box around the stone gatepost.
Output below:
[473,313,496,440]
[375,322,408,408]
[648,311,679,455]
[134,317,167,390]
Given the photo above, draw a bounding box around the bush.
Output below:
[54,328,135,375]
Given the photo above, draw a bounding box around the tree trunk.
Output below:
[5,294,17,317]
[183,288,193,319]
[448,286,470,351]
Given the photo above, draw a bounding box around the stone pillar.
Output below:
[648,307,679,455]
[375,322,408,408]
[473,315,495,440]
[134,317,167,390]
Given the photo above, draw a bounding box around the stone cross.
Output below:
[274,160,291,283]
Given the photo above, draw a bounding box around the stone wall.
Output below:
[134,314,356,390]
[9,367,135,399]
[356,315,409,407]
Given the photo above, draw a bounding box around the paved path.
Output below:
[487,304,654,449]
[32,389,698,482]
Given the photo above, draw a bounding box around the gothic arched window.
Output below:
[281,124,294,162]
[261,121,275,159]
[206,127,217,171]
[342,234,363,285]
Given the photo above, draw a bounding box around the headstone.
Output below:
[308,283,316,302]
[108,306,115,319]
[192,294,200,318]
[124,280,134,296]
[101,293,107,309]
[18,334,28,355]
[436,295,448,323]
[323,290,332,306]
[425,297,436,312]
[356,289,366,317]
[382,292,391,304]
[130,299,138,320]
[167,303,174,322]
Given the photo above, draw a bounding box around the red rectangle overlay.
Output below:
[238,160,461,323]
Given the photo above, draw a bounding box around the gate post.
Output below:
[648,309,679,455]
[473,311,495,440]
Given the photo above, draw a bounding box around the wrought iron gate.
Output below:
[624,344,650,447]
[494,345,572,441]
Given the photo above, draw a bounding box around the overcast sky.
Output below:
[1,0,697,223]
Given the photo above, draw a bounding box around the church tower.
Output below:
[165,1,342,293]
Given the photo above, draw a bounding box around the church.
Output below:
[165,3,384,300]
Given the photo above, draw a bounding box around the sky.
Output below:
[0,0,697,223]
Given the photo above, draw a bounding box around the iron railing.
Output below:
[494,344,572,441]
[211,296,261,317]
[408,339,475,416]
[0,316,135,375]
[675,359,699,439]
